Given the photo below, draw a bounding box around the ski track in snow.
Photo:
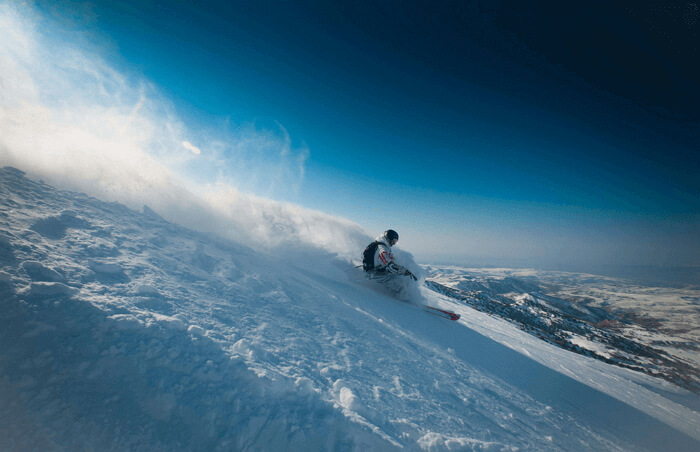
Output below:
[1,167,699,451]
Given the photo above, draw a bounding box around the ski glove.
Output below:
[386,262,417,280]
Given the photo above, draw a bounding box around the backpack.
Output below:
[362,241,383,271]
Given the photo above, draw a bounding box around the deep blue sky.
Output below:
[37,1,699,270]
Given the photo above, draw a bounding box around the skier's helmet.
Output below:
[384,229,399,246]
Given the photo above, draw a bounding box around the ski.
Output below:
[423,306,460,321]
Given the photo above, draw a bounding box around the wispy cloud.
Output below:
[182,140,201,155]
[0,2,367,257]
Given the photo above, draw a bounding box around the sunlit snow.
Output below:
[1,167,699,451]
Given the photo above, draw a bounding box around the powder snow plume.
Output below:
[0,2,368,258]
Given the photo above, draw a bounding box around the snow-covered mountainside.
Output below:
[426,267,700,393]
[1,167,699,451]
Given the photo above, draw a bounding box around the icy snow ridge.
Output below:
[1,167,699,451]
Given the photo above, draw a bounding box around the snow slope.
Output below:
[1,167,699,451]
[425,268,700,392]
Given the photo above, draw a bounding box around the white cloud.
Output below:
[182,140,201,155]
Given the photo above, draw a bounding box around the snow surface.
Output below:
[426,267,700,393]
[1,167,700,451]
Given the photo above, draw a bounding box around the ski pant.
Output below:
[367,270,412,301]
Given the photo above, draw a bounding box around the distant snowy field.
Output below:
[1,167,699,451]
[428,266,700,381]
[436,267,700,343]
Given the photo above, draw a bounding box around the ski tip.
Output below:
[424,306,461,321]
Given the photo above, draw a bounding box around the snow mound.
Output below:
[25,281,78,297]
[21,261,66,282]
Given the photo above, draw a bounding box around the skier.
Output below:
[362,230,417,298]
[360,230,459,318]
